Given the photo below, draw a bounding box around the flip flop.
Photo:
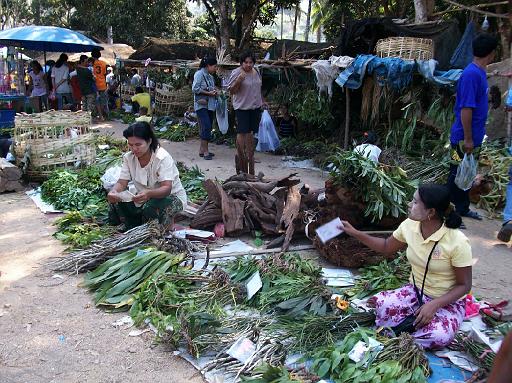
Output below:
[199,153,215,157]
[497,221,512,242]
[461,210,482,220]
[203,153,214,160]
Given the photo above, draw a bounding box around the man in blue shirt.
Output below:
[448,34,498,221]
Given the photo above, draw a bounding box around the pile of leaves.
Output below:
[83,247,186,311]
[344,252,411,299]
[328,150,417,222]
[225,253,331,316]
[41,166,105,211]
[110,109,136,124]
[278,137,338,166]
[155,122,198,142]
[94,135,127,171]
[177,162,207,203]
[54,211,114,250]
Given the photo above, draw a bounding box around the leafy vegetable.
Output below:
[177,162,207,203]
[155,123,198,142]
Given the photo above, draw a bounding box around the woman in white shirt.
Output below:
[28,60,48,111]
[51,53,72,110]
[107,121,187,230]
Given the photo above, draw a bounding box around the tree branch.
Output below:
[440,0,508,18]
[201,0,220,35]
[237,0,272,49]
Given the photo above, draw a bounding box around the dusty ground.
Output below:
[0,120,510,382]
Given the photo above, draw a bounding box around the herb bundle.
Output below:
[177,162,208,203]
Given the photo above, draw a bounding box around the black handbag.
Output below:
[391,241,439,335]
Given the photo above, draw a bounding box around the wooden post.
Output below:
[344,88,350,149]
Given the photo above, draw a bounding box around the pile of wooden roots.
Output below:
[0,158,23,193]
[190,173,321,251]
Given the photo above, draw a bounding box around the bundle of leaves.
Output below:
[328,150,417,222]
[225,253,331,317]
[94,135,127,171]
[241,364,311,383]
[176,162,207,203]
[54,218,114,250]
[343,252,411,299]
[41,166,105,211]
[83,247,186,311]
[310,329,427,383]
[155,123,198,142]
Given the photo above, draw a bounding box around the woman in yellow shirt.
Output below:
[341,184,472,349]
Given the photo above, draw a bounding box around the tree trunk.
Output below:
[304,0,312,41]
[218,0,231,52]
[292,4,300,40]
[426,0,435,17]
[413,0,428,23]
[316,25,321,43]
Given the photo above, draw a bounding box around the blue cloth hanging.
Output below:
[449,22,476,69]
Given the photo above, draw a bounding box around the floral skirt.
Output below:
[372,283,465,349]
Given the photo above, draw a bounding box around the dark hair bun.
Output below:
[445,210,462,229]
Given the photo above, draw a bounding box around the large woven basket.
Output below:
[154,86,193,116]
[14,110,95,179]
[376,37,433,61]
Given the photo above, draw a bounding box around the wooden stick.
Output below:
[433,0,508,15]
[193,244,317,259]
[344,88,350,150]
[440,0,508,18]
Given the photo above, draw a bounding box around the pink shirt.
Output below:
[227,67,263,110]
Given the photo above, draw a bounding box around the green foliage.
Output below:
[176,162,208,203]
[155,123,198,142]
[225,253,330,316]
[146,67,191,89]
[83,248,186,310]
[41,166,105,211]
[328,150,417,221]
[241,364,301,383]
[344,253,411,299]
[54,221,114,250]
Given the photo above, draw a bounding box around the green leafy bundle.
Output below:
[156,123,198,142]
[41,167,105,211]
[83,247,186,310]
[241,364,307,383]
[310,329,427,383]
[55,221,114,250]
[225,253,330,317]
[344,253,411,299]
[176,162,207,203]
[328,150,417,221]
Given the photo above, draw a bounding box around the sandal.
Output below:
[199,153,215,157]
[203,153,214,160]
[497,221,512,242]
[482,300,512,322]
[461,210,482,220]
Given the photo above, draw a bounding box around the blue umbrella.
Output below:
[0,26,103,53]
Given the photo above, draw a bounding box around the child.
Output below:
[276,104,297,138]
[135,107,152,124]
[354,131,381,163]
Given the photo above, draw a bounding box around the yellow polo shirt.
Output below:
[393,219,472,298]
[131,93,152,114]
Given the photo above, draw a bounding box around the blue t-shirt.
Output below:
[450,63,488,146]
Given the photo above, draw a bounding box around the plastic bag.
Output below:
[455,154,477,191]
[101,165,122,191]
[216,96,228,134]
[256,110,280,152]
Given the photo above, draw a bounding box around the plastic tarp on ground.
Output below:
[0,26,103,52]
[335,18,461,70]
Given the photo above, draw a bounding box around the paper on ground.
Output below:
[210,240,255,255]
[173,229,216,239]
[227,337,257,363]
[246,271,263,300]
[322,268,354,287]
[435,350,479,372]
[316,218,344,244]
[26,189,62,213]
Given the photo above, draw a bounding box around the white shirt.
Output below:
[51,64,71,94]
[354,144,381,163]
[118,147,187,208]
[30,71,46,96]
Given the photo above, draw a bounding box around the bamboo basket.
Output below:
[14,110,95,179]
[376,37,433,61]
[154,86,193,116]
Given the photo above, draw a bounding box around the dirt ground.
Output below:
[0,120,510,382]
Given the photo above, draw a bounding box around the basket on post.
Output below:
[154,85,193,116]
[376,37,433,61]
[13,110,95,180]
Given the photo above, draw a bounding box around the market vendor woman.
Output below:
[341,184,472,349]
[107,121,187,230]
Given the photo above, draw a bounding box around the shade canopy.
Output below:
[0,26,103,53]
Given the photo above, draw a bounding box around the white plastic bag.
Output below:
[216,96,229,134]
[256,110,280,152]
[455,154,477,191]
[101,166,122,191]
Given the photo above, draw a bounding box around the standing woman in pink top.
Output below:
[227,51,265,175]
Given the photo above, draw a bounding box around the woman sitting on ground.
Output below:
[107,121,187,230]
[341,184,472,349]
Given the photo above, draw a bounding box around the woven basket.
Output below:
[154,86,193,117]
[14,110,95,179]
[376,37,433,61]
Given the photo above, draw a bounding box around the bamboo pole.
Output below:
[344,88,350,150]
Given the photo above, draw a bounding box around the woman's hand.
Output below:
[340,220,358,237]
[237,71,246,82]
[133,190,151,204]
[107,190,121,204]
[414,300,440,329]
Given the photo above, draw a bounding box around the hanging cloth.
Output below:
[449,22,476,69]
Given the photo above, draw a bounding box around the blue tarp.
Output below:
[0,26,103,53]
[450,22,476,69]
